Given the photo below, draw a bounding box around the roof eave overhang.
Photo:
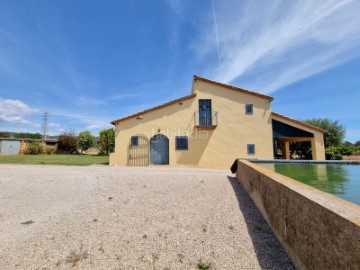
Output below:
[271,112,328,134]
[193,75,274,101]
[111,93,197,125]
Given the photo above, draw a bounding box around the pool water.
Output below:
[259,163,360,206]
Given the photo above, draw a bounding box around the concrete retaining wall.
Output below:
[235,160,360,270]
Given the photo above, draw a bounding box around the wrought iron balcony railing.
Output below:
[194,111,218,129]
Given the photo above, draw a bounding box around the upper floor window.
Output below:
[247,144,255,155]
[130,136,139,146]
[245,104,253,115]
[176,136,189,150]
[199,99,212,126]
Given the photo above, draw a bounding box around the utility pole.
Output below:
[41,112,49,139]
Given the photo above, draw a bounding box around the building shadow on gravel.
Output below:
[227,176,294,270]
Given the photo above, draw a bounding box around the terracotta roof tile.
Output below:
[111,94,196,125]
[193,75,274,101]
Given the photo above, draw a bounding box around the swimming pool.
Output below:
[258,162,360,206]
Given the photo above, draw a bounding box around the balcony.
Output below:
[195,111,218,129]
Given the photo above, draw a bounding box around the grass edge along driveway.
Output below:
[0,154,109,166]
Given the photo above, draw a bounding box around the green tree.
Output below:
[338,141,355,156]
[14,132,42,139]
[77,131,96,153]
[99,128,115,155]
[354,140,360,154]
[304,118,345,148]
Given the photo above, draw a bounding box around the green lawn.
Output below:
[0,154,109,166]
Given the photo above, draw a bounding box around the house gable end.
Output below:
[111,94,196,125]
[192,75,274,101]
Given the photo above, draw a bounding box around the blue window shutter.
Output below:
[247,144,255,154]
[245,104,253,115]
[176,136,188,150]
[131,136,139,146]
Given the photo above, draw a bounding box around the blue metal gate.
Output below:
[150,135,169,165]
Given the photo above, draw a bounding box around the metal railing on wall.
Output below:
[194,111,218,127]
[128,135,149,166]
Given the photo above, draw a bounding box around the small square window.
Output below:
[247,144,255,155]
[176,136,188,150]
[130,136,138,146]
[245,104,253,115]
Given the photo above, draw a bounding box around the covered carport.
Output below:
[271,112,326,160]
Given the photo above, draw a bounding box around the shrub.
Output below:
[325,152,333,160]
[325,146,343,160]
[58,130,78,154]
[197,260,212,270]
[45,146,56,155]
[25,142,43,155]
[0,131,11,138]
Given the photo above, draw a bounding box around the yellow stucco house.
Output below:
[110,75,326,168]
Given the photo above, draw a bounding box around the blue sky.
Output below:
[0,0,359,142]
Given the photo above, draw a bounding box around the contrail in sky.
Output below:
[211,0,221,63]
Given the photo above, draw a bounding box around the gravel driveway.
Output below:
[0,165,293,269]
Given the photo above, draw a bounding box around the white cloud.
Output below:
[86,124,111,130]
[50,109,112,132]
[48,122,60,128]
[76,96,105,106]
[167,0,182,16]
[75,93,145,107]
[192,0,360,92]
[107,93,143,101]
[0,98,38,124]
